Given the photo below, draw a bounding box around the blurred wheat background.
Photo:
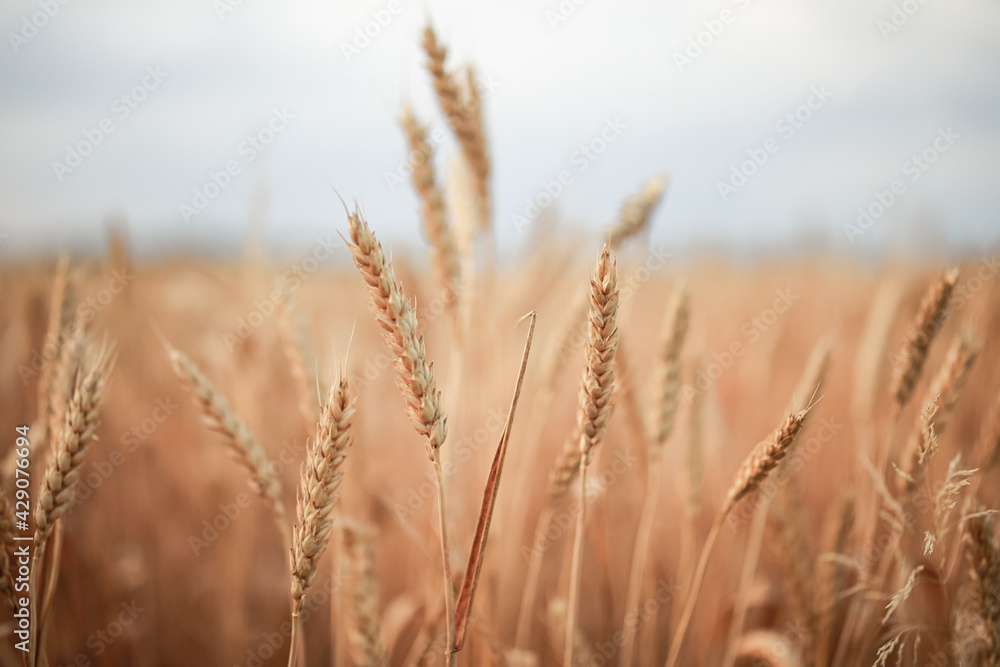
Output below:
[1,2,999,667]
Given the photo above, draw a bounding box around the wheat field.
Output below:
[2,24,1000,667]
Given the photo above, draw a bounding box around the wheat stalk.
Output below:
[344,206,455,666]
[620,281,688,667]
[564,246,619,667]
[813,490,855,665]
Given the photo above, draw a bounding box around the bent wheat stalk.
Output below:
[665,405,811,667]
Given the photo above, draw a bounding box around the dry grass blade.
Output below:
[889,268,959,409]
[453,311,535,651]
[344,206,447,459]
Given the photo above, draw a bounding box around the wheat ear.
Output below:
[898,332,978,494]
[607,175,668,251]
[168,348,289,547]
[958,509,1000,664]
[666,406,811,667]
[401,105,461,316]
[423,27,490,233]
[30,343,110,667]
[343,207,454,666]
[344,206,447,459]
[888,268,959,410]
[288,376,355,667]
[564,246,619,667]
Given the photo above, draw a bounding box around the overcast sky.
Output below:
[1,0,998,259]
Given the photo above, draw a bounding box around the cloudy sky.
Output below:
[1,0,998,259]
